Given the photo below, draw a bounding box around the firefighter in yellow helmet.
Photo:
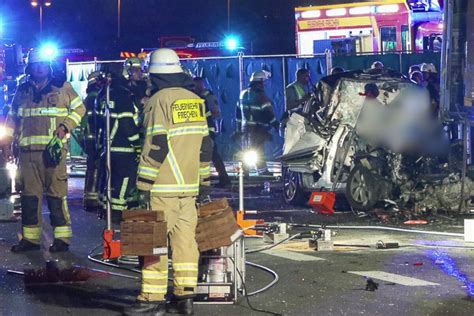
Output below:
[123,48,212,315]
[1,48,86,252]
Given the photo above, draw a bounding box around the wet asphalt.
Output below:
[1,177,474,316]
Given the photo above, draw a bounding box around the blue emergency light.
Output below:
[40,43,58,60]
[225,36,239,51]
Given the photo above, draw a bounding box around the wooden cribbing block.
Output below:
[122,210,165,222]
[196,199,241,252]
[120,210,167,256]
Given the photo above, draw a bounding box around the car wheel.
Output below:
[283,168,309,206]
[346,164,380,211]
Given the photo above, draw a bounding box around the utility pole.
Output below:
[31,0,52,38]
[227,0,231,32]
[117,0,121,38]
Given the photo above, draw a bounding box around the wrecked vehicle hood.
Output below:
[281,69,440,161]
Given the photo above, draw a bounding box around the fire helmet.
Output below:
[148,48,182,74]
[420,63,437,73]
[250,70,270,82]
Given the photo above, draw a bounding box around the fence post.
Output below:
[282,56,287,107]
[66,58,70,81]
[238,52,245,92]
[325,49,333,75]
[399,52,403,73]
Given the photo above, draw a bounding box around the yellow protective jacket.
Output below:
[4,79,86,150]
[137,87,213,197]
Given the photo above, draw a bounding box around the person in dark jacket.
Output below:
[193,77,230,187]
[98,59,143,223]
[236,70,279,174]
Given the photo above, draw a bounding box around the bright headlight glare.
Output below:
[243,150,258,166]
[6,162,17,179]
[0,126,6,138]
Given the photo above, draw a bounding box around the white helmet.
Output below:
[371,61,384,69]
[250,70,270,82]
[148,48,182,74]
[26,48,52,65]
[421,63,437,73]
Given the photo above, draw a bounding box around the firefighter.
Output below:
[420,63,440,117]
[236,70,279,174]
[285,68,311,112]
[371,61,384,70]
[1,48,85,252]
[330,66,345,75]
[83,71,105,212]
[123,57,149,112]
[98,58,143,223]
[123,48,212,315]
[193,76,230,187]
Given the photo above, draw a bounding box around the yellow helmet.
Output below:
[122,57,143,79]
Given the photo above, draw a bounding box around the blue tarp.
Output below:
[181,58,241,160]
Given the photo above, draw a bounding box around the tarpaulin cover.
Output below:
[286,56,328,86]
[181,58,241,161]
[67,62,96,156]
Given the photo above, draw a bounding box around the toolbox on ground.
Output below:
[120,210,168,256]
[196,198,241,252]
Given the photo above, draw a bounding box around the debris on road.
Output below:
[365,278,379,291]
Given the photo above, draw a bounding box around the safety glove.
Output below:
[137,190,151,210]
[45,136,63,167]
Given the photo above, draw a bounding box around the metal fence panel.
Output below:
[286,56,328,84]
[181,58,241,160]
[400,52,441,75]
[333,54,402,73]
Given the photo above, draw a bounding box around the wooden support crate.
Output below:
[120,210,168,256]
[196,199,241,252]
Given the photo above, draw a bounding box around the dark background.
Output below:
[0,0,360,56]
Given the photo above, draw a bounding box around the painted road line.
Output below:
[348,271,439,286]
[262,249,326,261]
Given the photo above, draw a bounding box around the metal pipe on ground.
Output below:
[290,224,464,237]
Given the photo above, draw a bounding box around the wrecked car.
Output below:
[279,69,471,213]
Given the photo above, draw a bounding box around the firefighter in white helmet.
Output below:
[371,61,384,70]
[420,63,440,116]
[123,48,212,315]
[1,48,85,252]
[236,70,279,174]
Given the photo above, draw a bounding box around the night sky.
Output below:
[0,0,355,56]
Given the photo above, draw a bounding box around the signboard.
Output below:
[298,16,372,31]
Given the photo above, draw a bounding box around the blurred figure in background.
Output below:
[193,77,230,187]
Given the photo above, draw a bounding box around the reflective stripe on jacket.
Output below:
[98,80,141,154]
[236,87,278,133]
[285,81,306,111]
[137,87,213,197]
[6,80,86,150]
